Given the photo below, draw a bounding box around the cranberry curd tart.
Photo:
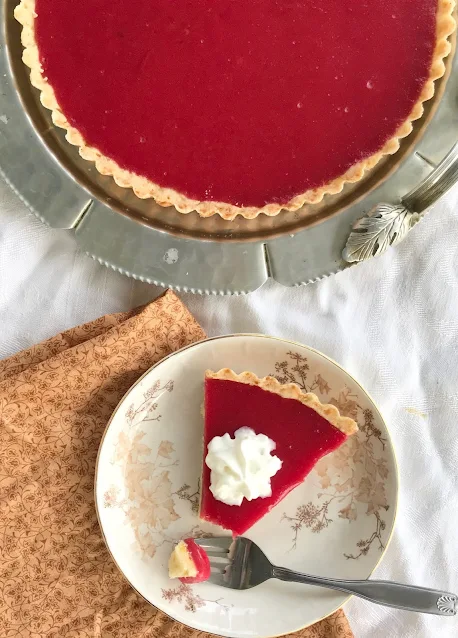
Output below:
[15,1,455,220]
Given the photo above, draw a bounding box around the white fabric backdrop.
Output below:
[1,175,457,638]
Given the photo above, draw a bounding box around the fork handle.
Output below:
[272,567,457,616]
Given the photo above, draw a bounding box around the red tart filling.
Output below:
[168,538,210,584]
[34,0,440,207]
[200,375,350,536]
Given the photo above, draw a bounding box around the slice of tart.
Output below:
[168,538,210,584]
[200,369,358,536]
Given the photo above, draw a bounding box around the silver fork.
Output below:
[195,537,457,616]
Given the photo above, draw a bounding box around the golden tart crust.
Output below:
[15,0,456,220]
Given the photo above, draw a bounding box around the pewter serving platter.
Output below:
[1,1,458,294]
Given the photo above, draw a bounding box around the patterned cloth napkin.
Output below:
[0,290,353,638]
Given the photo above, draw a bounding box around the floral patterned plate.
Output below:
[95,334,398,638]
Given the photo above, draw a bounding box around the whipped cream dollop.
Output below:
[205,427,282,506]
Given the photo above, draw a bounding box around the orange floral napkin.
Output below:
[0,290,353,638]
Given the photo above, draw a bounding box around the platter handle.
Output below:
[343,142,458,263]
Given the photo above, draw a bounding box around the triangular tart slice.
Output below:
[200,369,358,536]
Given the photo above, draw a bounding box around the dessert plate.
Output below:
[95,335,398,637]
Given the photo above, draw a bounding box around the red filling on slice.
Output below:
[34,0,438,207]
[200,378,347,536]
[179,539,211,584]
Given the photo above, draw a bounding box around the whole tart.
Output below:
[15,1,456,220]
[200,369,358,536]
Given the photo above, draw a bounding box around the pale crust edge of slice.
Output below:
[15,0,456,220]
[206,368,358,436]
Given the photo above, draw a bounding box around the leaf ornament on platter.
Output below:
[343,203,421,263]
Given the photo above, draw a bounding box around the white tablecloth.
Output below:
[1,174,457,638]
